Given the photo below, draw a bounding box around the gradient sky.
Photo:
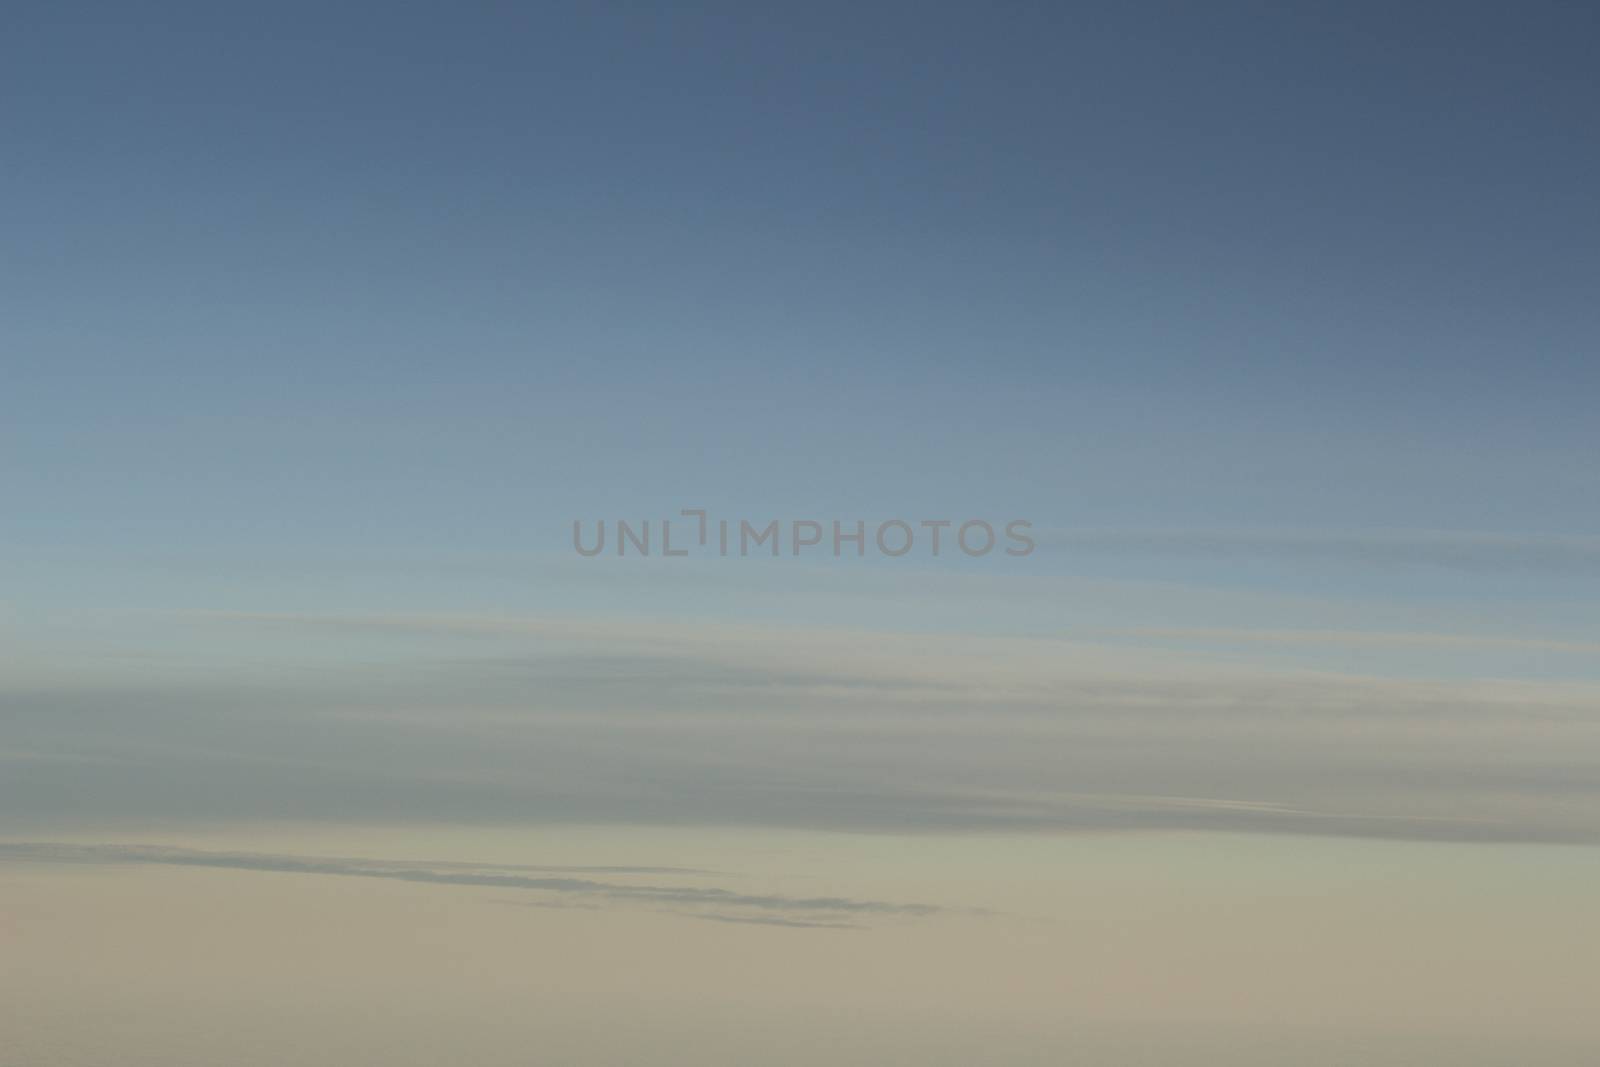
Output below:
[3,3,1600,1064]
[4,0,1599,823]
[6,2,1599,564]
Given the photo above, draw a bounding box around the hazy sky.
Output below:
[3,3,1599,1064]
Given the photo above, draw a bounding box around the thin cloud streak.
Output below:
[0,844,944,927]
[676,912,862,930]
[1090,627,1600,656]
[1041,528,1600,573]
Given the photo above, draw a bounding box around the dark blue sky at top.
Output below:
[3,2,1598,573]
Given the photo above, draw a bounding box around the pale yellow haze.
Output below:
[4,824,1597,1066]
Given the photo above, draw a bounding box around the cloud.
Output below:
[1089,627,1600,655]
[7,613,1599,844]
[675,912,862,930]
[0,843,942,928]
[1039,528,1600,574]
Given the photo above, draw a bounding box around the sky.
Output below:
[3,2,1600,1064]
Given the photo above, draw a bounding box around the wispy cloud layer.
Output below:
[6,613,1598,844]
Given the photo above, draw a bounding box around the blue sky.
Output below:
[7,2,1599,568]
[4,1,1600,832]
